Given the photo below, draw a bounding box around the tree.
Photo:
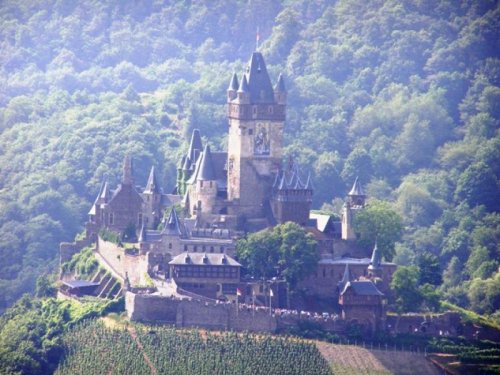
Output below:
[391,266,422,313]
[455,161,499,212]
[417,252,442,286]
[275,222,319,289]
[235,230,280,280]
[237,222,318,289]
[354,200,403,260]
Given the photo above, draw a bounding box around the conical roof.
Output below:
[162,208,182,236]
[338,263,352,292]
[228,72,239,91]
[368,241,381,270]
[238,75,249,93]
[245,52,274,103]
[275,73,286,92]
[304,174,314,190]
[348,177,365,196]
[144,166,161,194]
[196,144,216,181]
[187,129,203,164]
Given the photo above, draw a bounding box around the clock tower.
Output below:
[226,52,286,218]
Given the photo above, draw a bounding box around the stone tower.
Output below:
[226,52,286,218]
[187,144,218,223]
[142,166,162,229]
[271,168,313,226]
[342,177,366,240]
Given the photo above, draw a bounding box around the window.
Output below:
[210,246,214,253]
[220,246,224,253]
[248,129,253,135]
[109,213,114,225]
[168,243,172,250]
[194,245,198,252]
[184,245,188,251]
[138,213,142,226]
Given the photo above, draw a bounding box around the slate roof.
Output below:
[197,145,217,181]
[162,208,183,237]
[368,242,381,270]
[62,280,100,288]
[348,177,365,196]
[187,129,203,165]
[169,252,241,266]
[275,73,286,92]
[341,280,384,296]
[245,52,275,103]
[228,72,239,91]
[144,166,161,194]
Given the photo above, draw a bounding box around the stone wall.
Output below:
[97,237,147,285]
[126,292,276,332]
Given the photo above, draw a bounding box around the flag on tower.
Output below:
[269,288,274,297]
[256,27,260,50]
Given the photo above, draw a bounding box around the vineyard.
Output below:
[316,342,440,375]
[56,320,331,375]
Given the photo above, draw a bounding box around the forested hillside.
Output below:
[0,0,498,315]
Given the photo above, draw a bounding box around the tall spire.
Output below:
[123,154,133,185]
[145,166,161,194]
[338,263,352,292]
[187,129,203,164]
[197,144,216,181]
[368,241,381,272]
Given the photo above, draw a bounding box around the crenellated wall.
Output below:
[126,292,277,332]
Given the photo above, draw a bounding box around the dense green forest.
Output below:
[0,0,498,316]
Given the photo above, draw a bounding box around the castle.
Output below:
[60,51,396,332]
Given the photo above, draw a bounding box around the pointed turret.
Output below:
[237,74,249,93]
[368,241,382,277]
[187,129,203,165]
[227,72,239,101]
[347,177,366,207]
[338,263,352,292]
[274,73,287,105]
[162,208,183,237]
[278,172,287,190]
[197,144,216,181]
[123,154,133,185]
[304,173,313,191]
[138,224,147,242]
[272,170,282,190]
[275,73,286,92]
[144,166,161,194]
[348,177,365,196]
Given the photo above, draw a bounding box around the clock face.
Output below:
[254,122,270,155]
